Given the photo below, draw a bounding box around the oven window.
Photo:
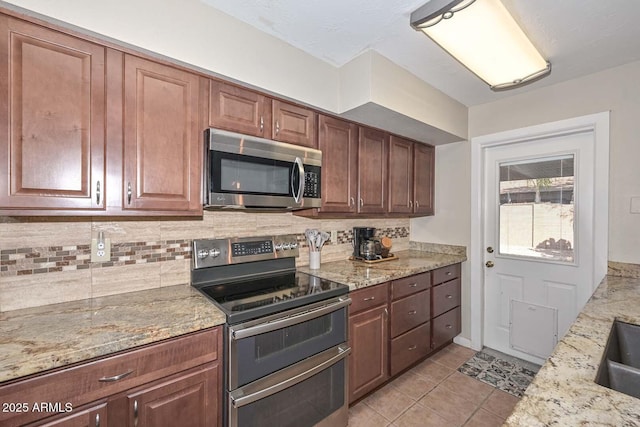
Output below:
[233,306,347,388]
[214,152,291,195]
[236,359,345,427]
[255,314,332,359]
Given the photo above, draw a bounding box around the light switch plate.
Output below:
[91,237,111,262]
[631,197,640,214]
[331,230,337,243]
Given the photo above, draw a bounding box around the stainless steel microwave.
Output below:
[204,129,322,210]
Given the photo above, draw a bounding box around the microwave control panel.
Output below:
[303,165,321,198]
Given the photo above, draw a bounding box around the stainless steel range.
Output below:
[191,235,351,427]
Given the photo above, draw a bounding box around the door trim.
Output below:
[468,112,609,352]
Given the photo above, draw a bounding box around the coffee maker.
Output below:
[353,227,381,260]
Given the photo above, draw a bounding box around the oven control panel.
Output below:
[192,235,299,269]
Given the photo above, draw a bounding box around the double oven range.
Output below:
[191,235,351,427]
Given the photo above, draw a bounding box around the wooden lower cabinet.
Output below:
[0,328,221,427]
[432,307,462,351]
[390,322,431,377]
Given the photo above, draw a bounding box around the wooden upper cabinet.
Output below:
[0,16,106,210]
[413,142,435,215]
[358,127,388,214]
[208,80,271,137]
[388,136,413,214]
[318,115,358,213]
[272,100,317,148]
[122,55,201,213]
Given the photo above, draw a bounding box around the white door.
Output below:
[483,130,595,365]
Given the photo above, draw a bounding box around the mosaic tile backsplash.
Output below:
[0,212,410,312]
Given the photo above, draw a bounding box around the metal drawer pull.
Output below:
[96,181,101,205]
[446,324,453,329]
[409,283,418,288]
[446,271,452,276]
[133,399,139,427]
[363,296,376,301]
[275,120,280,135]
[95,414,100,427]
[350,196,355,206]
[408,310,417,315]
[98,369,134,382]
[259,116,264,132]
[359,198,364,207]
[416,200,419,209]
[408,345,417,351]
[127,182,132,205]
[409,200,413,208]
[446,294,453,299]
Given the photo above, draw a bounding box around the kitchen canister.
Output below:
[309,251,321,269]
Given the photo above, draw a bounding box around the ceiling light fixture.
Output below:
[410,0,551,91]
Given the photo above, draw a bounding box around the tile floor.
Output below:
[348,344,521,427]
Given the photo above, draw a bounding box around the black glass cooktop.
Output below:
[196,271,349,324]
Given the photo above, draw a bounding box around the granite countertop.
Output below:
[0,285,226,384]
[297,249,467,290]
[504,275,640,426]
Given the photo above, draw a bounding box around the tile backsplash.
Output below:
[0,212,409,312]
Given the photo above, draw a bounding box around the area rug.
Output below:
[457,348,540,397]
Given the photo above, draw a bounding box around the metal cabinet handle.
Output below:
[446,294,453,299]
[275,120,280,135]
[408,345,417,351]
[96,181,101,205]
[350,197,355,207]
[95,413,100,427]
[259,116,264,132]
[384,308,388,316]
[415,200,419,209]
[363,296,375,301]
[98,369,134,382]
[446,271,452,276]
[409,200,413,208]
[359,198,364,207]
[127,182,132,205]
[446,324,453,329]
[408,310,417,315]
[409,283,418,288]
[133,400,139,427]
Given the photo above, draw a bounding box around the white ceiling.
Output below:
[200,0,640,107]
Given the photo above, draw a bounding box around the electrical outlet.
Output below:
[330,230,337,243]
[91,231,111,262]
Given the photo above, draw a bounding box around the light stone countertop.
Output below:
[297,249,467,290]
[0,284,226,384]
[504,275,640,426]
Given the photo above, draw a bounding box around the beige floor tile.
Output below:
[389,371,438,401]
[410,359,454,383]
[348,402,390,427]
[419,384,478,426]
[440,372,494,405]
[463,408,505,427]
[481,390,520,419]
[362,383,414,422]
[393,402,454,427]
[431,345,476,369]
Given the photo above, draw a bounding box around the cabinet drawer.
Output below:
[390,290,430,338]
[0,328,219,427]
[432,278,461,318]
[350,283,389,315]
[390,322,430,376]
[391,272,431,300]
[433,263,461,285]
[432,307,461,350]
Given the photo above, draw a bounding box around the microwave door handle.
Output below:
[292,157,305,204]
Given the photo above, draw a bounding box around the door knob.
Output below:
[485,261,494,268]
[486,246,494,253]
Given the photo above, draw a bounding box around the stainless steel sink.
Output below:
[595,320,640,399]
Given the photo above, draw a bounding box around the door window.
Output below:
[498,155,575,263]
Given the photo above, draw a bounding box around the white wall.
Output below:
[470,60,640,265]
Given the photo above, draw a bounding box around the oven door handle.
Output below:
[230,297,351,340]
[229,344,351,409]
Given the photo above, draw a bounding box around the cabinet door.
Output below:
[388,136,413,213]
[126,365,218,427]
[0,16,105,210]
[272,100,317,148]
[349,305,389,403]
[357,127,388,214]
[209,80,271,137]
[123,55,201,213]
[28,402,107,427]
[318,115,358,213]
[413,143,435,215]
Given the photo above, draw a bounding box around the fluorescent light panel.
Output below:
[411,0,550,90]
